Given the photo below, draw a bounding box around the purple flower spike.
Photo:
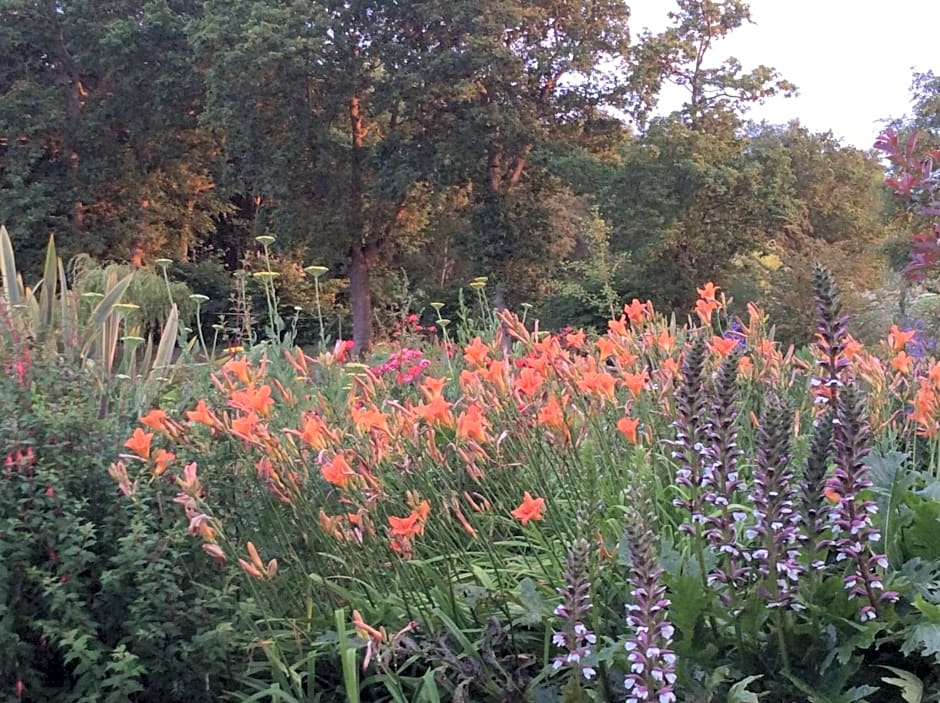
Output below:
[826,385,898,619]
[551,539,597,681]
[624,497,677,703]
[748,395,805,609]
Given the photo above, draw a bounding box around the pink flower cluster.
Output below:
[373,348,431,385]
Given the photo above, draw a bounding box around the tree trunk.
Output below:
[50,4,84,229]
[348,89,372,356]
[348,243,372,357]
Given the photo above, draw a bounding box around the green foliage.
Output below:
[0,342,242,701]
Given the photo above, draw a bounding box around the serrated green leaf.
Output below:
[878,666,923,703]
[902,622,940,663]
[517,577,548,625]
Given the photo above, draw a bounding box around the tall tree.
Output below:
[0,1,226,271]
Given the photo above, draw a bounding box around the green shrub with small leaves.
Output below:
[0,341,244,702]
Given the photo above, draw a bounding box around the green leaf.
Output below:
[0,224,23,306]
[727,675,763,703]
[869,450,912,561]
[517,577,548,626]
[80,272,135,356]
[902,623,940,662]
[904,497,940,561]
[38,234,58,331]
[878,666,923,703]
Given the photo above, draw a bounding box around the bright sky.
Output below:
[628,0,940,149]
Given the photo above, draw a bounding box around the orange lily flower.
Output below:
[617,416,640,444]
[321,453,357,488]
[186,399,218,426]
[695,298,719,324]
[891,351,913,375]
[710,336,739,357]
[124,428,153,460]
[295,414,332,449]
[621,370,649,398]
[420,376,448,400]
[511,492,545,525]
[596,336,619,361]
[153,448,175,477]
[231,412,260,440]
[624,299,649,324]
[388,502,429,539]
[564,329,587,350]
[350,404,390,434]
[230,384,274,417]
[537,393,567,432]
[655,329,675,353]
[481,359,509,394]
[888,324,917,351]
[139,408,168,432]
[608,316,629,337]
[416,395,455,427]
[223,355,252,386]
[697,281,719,301]
[514,366,544,398]
[456,403,489,444]
[463,337,491,368]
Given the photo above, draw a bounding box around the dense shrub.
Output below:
[0,344,242,702]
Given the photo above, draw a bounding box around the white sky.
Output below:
[627,0,940,148]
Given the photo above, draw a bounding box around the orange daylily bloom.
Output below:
[655,329,675,353]
[415,395,455,427]
[843,336,863,361]
[695,298,719,324]
[537,393,567,432]
[697,281,719,301]
[608,316,629,337]
[564,329,587,350]
[617,416,640,444]
[230,384,274,417]
[139,408,168,432]
[456,403,489,444]
[624,299,649,324]
[660,357,680,378]
[891,351,913,375]
[595,336,619,361]
[124,428,153,460]
[888,324,917,352]
[388,502,429,539]
[231,412,260,439]
[223,355,252,386]
[294,414,332,449]
[350,404,390,434]
[321,453,357,488]
[514,366,544,398]
[480,359,509,394]
[463,337,491,368]
[420,376,448,400]
[621,370,649,398]
[710,336,739,357]
[186,399,217,426]
[153,448,175,477]
[511,491,545,525]
[577,369,617,402]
